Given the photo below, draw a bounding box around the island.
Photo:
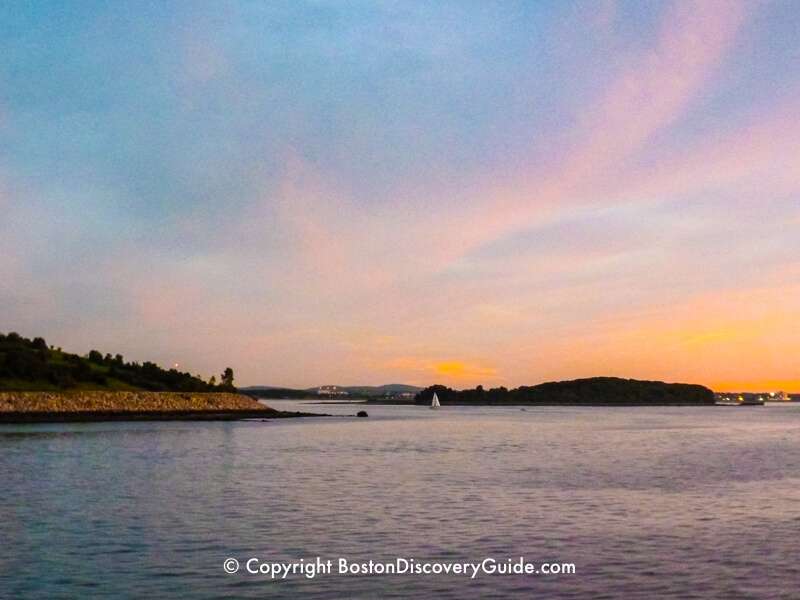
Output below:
[0,332,323,423]
[413,378,715,406]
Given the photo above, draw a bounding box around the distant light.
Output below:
[173,363,179,369]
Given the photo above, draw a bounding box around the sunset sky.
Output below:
[2,1,800,391]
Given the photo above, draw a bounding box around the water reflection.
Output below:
[2,405,800,599]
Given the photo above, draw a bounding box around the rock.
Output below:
[356,410,368,418]
[0,391,271,413]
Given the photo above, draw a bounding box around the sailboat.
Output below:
[430,392,440,410]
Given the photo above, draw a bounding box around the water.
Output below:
[2,403,800,599]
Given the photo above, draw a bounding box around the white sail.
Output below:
[430,392,440,409]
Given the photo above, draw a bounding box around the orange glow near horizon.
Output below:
[709,380,800,394]
[434,361,498,381]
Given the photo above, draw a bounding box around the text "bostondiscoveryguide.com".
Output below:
[223,557,576,578]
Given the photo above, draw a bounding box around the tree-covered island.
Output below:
[0,332,332,423]
[0,331,235,393]
[415,378,715,406]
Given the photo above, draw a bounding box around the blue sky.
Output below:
[2,0,800,390]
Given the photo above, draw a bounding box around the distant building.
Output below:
[715,390,792,403]
[317,386,347,396]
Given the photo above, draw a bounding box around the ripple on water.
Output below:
[2,406,800,598]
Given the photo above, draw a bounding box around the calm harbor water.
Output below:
[2,402,800,599]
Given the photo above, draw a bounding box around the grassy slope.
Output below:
[0,334,220,393]
[0,348,144,392]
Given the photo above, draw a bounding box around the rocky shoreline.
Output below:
[0,391,323,423]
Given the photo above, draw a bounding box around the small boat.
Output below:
[430,392,440,409]
[740,397,765,406]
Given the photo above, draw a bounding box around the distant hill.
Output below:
[308,384,424,395]
[0,332,234,393]
[239,383,423,399]
[238,386,316,399]
[415,378,715,406]
[238,385,282,391]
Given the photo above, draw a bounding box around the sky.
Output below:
[2,0,800,392]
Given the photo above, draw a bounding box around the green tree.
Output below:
[220,367,235,390]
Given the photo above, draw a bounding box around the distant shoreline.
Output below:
[363,401,725,407]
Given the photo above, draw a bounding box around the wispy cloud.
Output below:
[570,0,745,173]
[3,0,800,390]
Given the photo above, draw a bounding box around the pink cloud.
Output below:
[522,1,746,202]
[586,99,800,208]
[573,0,745,174]
[397,2,754,280]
